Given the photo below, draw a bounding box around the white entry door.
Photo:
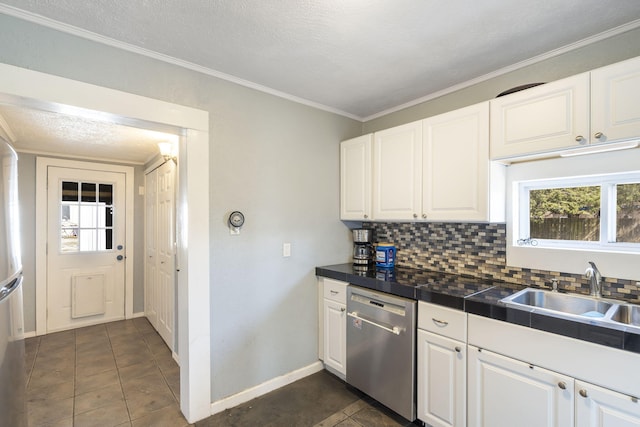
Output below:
[47,166,126,332]
[145,160,176,350]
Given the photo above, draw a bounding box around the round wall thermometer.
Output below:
[229,211,245,228]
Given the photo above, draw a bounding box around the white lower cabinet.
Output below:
[323,299,346,376]
[318,278,347,378]
[417,302,467,427]
[468,346,574,427]
[576,380,640,427]
[417,330,466,427]
[468,314,640,427]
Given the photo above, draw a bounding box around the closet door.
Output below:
[144,169,158,330]
[156,161,176,350]
[144,161,176,351]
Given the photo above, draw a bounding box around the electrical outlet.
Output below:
[283,242,291,257]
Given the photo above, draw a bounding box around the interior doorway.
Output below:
[0,63,212,423]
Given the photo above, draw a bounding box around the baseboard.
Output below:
[210,361,324,415]
[131,311,146,318]
[172,351,180,366]
[23,330,37,339]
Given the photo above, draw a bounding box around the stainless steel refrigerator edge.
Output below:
[0,140,26,426]
[346,285,416,421]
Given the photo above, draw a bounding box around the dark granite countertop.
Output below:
[316,263,640,355]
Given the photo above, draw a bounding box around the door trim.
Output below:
[36,158,135,332]
[1,62,211,424]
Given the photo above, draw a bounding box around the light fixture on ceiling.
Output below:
[158,141,177,163]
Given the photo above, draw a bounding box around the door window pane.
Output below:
[60,180,114,252]
[616,183,640,243]
[529,186,600,241]
[99,184,113,204]
[80,205,97,228]
[61,181,78,202]
[81,182,96,202]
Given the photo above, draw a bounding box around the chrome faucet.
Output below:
[585,262,603,298]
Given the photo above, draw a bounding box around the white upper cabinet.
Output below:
[591,56,640,143]
[372,120,423,221]
[340,134,372,220]
[491,55,640,160]
[422,102,491,221]
[490,73,590,159]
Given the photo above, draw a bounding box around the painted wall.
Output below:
[364,26,640,132]
[0,13,360,402]
[15,152,147,332]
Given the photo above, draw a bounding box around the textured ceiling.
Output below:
[2,0,640,120]
[0,104,178,164]
[1,1,640,163]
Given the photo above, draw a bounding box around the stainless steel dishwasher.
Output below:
[346,285,416,421]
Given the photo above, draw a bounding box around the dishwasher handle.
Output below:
[347,311,402,335]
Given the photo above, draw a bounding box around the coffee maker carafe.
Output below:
[352,229,374,266]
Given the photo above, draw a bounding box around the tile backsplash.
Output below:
[365,222,640,303]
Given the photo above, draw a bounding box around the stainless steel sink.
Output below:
[610,304,640,327]
[502,288,614,318]
[501,288,640,332]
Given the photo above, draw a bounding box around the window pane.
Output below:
[59,180,115,253]
[62,181,78,202]
[616,183,640,243]
[79,205,97,228]
[99,184,113,204]
[81,183,96,202]
[61,228,78,252]
[529,186,600,241]
[79,229,96,251]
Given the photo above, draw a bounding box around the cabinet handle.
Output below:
[558,381,567,390]
[594,132,604,139]
[330,290,339,295]
[422,214,427,219]
[432,318,449,327]
[340,307,346,312]
[455,346,461,353]
[364,214,368,219]
[575,135,586,144]
[413,213,418,219]
[579,389,588,398]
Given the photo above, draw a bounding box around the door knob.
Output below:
[116,255,124,261]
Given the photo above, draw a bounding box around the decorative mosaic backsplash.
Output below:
[364,222,640,303]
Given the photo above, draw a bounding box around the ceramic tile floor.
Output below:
[199,370,422,427]
[26,318,421,427]
[25,318,186,427]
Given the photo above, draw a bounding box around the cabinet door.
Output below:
[591,56,640,144]
[423,102,489,221]
[340,135,373,220]
[323,299,346,376]
[468,346,574,427]
[490,73,590,159]
[576,380,640,427]
[373,120,422,220]
[417,330,465,427]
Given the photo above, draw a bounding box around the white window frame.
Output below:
[517,173,640,252]
[506,149,640,281]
